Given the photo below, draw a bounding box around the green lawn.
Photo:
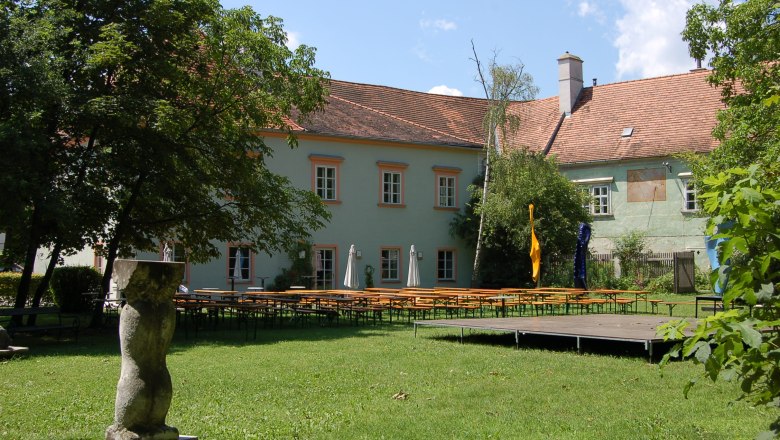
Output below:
[0,300,772,439]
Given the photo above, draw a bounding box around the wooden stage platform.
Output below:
[414,314,694,360]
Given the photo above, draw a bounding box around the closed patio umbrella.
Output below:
[231,249,243,290]
[573,223,591,289]
[343,244,359,289]
[407,245,420,288]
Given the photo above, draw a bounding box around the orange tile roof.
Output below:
[505,69,725,164]
[293,80,487,148]
[290,69,724,163]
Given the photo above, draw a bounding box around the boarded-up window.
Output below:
[627,168,666,202]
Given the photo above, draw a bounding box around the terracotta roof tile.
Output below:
[293,80,487,148]
[289,70,724,162]
[505,69,724,164]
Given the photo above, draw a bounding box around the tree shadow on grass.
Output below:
[4,316,418,359]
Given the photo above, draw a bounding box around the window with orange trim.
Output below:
[433,166,461,210]
[309,154,343,204]
[377,161,408,207]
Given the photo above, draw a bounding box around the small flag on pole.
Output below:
[529,204,541,284]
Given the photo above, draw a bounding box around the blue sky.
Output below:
[219,0,703,100]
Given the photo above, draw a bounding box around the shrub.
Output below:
[646,272,674,294]
[50,266,102,313]
[0,272,47,306]
[613,230,647,279]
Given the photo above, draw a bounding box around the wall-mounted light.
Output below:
[355,250,362,258]
[298,250,306,259]
[662,161,672,173]
[416,251,423,260]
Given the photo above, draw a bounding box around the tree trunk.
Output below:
[471,129,494,287]
[27,241,62,325]
[12,204,43,325]
[89,173,145,328]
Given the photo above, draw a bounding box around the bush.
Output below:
[50,266,102,313]
[646,272,674,294]
[0,272,47,306]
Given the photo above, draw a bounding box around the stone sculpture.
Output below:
[106,260,184,440]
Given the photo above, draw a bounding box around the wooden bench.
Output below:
[661,301,723,317]
[0,307,80,341]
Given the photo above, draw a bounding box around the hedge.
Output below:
[0,272,48,306]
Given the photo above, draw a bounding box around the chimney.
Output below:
[558,52,584,116]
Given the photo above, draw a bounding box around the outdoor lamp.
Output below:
[298,250,306,259]
[417,251,423,260]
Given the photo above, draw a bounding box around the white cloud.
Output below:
[419,18,457,31]
[427,85,463,96]
[578,1,606,24]
[285,31,301,50]
[613,0,699,80]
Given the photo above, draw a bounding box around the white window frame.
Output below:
[380,248,400,281]
[591,184,611,215]
[228,246,251,282]
[315,165,337,201]
[315,247,336,290]
[382,171,402,205]
[437,175,456,208]
[682,178,698,212]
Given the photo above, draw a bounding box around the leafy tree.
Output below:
[469,41,538,286]
[660,166,780,436]
[452,150,591,287]
[0,1,331,325]
[660,1,780,437]
[681,0,780,184]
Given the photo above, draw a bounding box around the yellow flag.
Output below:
[529,204,541,283]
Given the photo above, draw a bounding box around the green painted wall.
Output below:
[137,136,482,290]
[561,157,709,268]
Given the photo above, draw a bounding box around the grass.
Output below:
[0,295,771,439]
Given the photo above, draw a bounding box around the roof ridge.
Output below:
[330,78,489,104]
[328,93,483,145]
[589,69,712,91]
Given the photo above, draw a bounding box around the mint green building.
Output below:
[35,54,725,288]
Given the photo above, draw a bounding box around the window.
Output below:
[377,161,407,207]
[383,171,402,204]
[572,177,613,216]
[315,247,336,289]
[380,248,401,281]
[309,154,343,204]
[682,179,698,212]
[433,166,461,209]
[315,165,337,201]
[437,250,455,281]
[591,184,611,215]
[438,176,455,207]
[228,246,251,282]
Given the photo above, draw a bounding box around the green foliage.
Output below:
[613,230,647,280]
[364,265,375,289]
[0,272,46,306]
[1,1,332,310]
[681,0,780,185]
[269,242,314,291]
[660,165,780,435]
[452,151,591,287]
[50,266,102,313]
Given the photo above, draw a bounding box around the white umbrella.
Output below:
[343,244,359,289]
[233,249,243,281]
[407,245,420,287]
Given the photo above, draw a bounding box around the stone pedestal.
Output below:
[0,325,27,358]
[106,260,184,440]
